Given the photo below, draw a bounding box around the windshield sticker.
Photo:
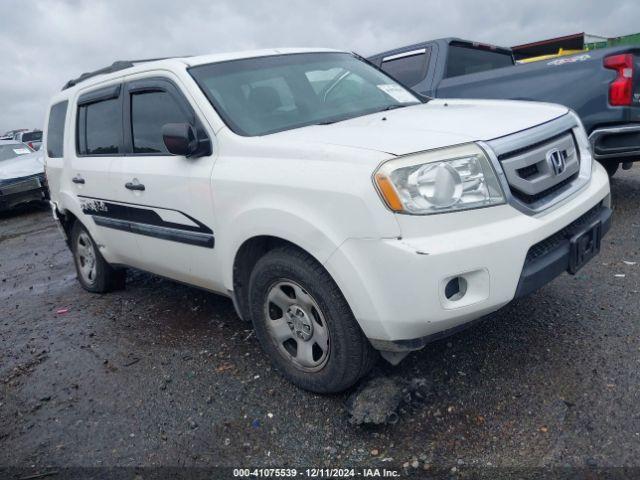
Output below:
[547,54,591,66]
[13,148,31,155]
[377,84,417,103]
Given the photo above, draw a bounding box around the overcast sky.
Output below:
[1,0,639,132]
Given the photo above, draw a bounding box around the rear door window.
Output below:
[77,97,121,155]
[46,101,68,158]
[381,50,429,87]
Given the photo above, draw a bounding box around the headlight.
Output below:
[374,143,505,214]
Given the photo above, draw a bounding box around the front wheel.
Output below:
[71,222,125,293]
[248,246,377,393]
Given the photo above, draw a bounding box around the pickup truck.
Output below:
[369,38,640,176]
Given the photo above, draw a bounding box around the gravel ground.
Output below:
[1,168,639,476]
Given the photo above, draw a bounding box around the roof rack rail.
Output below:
[61,56,188,90]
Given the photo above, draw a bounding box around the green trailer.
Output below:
[586,32,640,50]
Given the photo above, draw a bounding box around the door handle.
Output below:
[125,182,145,191]
[72,176,85,184]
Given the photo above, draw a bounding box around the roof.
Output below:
[369,38,511,61]
[184,47,340,67]
[62,48,341,91]
[62,57,190,90]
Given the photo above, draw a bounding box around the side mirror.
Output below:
[162,123,199,157]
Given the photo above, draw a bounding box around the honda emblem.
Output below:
[546,148,566,175]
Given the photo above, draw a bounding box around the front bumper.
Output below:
[0,174,48,210]
[589,124,640,161]
[324,163,611,350]
[514,203,611,299]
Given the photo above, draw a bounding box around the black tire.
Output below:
[248,246,377,393]
[602,161,619,177]
[70,222,125,293]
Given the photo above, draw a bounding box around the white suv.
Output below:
[45,49,611,392]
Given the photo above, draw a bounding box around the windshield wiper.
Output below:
[310,103,416,127]
[311,113,362,126]
[378,104,407,112]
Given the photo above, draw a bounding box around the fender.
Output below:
[221,206,343,292]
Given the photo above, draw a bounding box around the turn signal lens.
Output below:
[374,173,404,211]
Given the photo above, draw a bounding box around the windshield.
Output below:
[0,143,31,161]
[189,52,421,136]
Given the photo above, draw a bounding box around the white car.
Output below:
[45,49,611,392]
[0,140,47,210]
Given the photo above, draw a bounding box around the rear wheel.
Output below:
[71,222,125,293]
[248,246,377,393]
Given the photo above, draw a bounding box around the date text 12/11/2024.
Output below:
[232,468,401,478]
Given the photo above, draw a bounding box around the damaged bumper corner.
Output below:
[369,314,492,365]
[49,200,70,244]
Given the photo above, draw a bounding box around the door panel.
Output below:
[70,83,140,265]
[110,155,211,282]
[108,76,216,284]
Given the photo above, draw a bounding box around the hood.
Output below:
[269,99,569,156]
[0,150,44,180]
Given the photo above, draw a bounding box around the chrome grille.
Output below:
[484,114,591,215]
[499,132,579,199]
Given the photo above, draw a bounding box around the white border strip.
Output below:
[383,48,427,62]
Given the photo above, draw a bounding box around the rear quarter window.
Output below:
[445,45,514,78]
[381,50,429,87]
[46,101,68,158]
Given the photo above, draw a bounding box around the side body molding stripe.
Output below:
[93,217,214,248]
[79,196,215,249]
